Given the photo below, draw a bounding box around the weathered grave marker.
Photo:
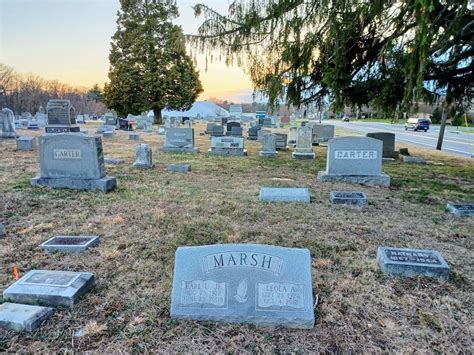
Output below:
[0,108,16,138]
[403,156,426,164]
[128,132,140,141]
[330,191,367,206]
[171,244,315,329]
[40,235,99,253]
[16,136,36,151]
[292,126,315,159]
[446,203,474,217]
[0,303,54,332]
[45,99,79,133]
[160,128,199,153]
[133,144,153,169]
[259,134,278,158]
[259,187,310,203]
[167,164,191,173]
[209,136,247,156]
[366,132,399,159]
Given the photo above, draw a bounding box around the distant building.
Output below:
[229,104,243,119]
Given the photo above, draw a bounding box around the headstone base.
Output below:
[160,146,199,153]
[0,303,54,332]
[292,152,315,159]
[317,171,390,187]
[45,125,80,133]
[31,176,117,193]
[259,151,277,158]
[208,148,247,156]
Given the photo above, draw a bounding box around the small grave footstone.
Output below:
[133,144,154,169]
[3,270,95,308]
[103,131,114,138]
[16,136,36,151]
[377,247,449,279]
[403,156,426,164]
[171,244,315,329]
[167,164,191,173]
[40,236,99,253]
[330,191,367,206]
[104,158,125,165]
[0,303,54,332]
[259,134,278,158]
[446,203,474,217]
[129,132,140,141]
[259,187,310,203]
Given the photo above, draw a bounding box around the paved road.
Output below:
[329,120,474,158]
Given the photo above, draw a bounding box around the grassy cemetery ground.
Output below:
[1,123,473,352]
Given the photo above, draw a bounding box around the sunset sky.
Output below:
[0,0,255,102]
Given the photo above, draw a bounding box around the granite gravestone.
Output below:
[211,125,225,137]
[288,127,297,145]
[377,247,449,279]
[103,131,114,138]
[0,303,54,332]
[40,235,99,253]
[317,137,390,186]
[45,99,79,133]
[206,123,216,134]
[403,156,426,164]
[292,126,315,159]
[257,129,271,142]
[160,128,198,153]
[129,132,140,141]
[16,136,36,151]
[247,126,260,140]
[3,270,95,308]
[312,124,335,144]
[330,191,368,206]
[259,187,310,203]
[275,133,288,150]
[0,108,16,138]
[259,134,278,158]
[209,136,247,156]
[133,143,154,169]
[366,132,399,159]
[230,126,243,137]
[35,112,48,127]
[31,133,117,192]
[104,113,117,126]
[171,244,314,329]
[226,121,241,136]
[446,203,474,217]
[167,164,191,173]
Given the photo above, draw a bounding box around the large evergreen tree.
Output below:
[104,0,203,124]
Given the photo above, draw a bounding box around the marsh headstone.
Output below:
[16,136,36,151]
[133,143,154,169]
[45,99,79,133]
[171,244,314,329]
[259,187,310,203]
[40,235,99,253]
[0,303,54,332]
[160,128,198,153]
[209,136,247,156]
[366,132,399,158]
[446,203,474,217]
[292,126,315,159]
[0,108,16,138]
[317,137,390,186]
[3,270,95,308]
[330,191,367,206]
[377,247,449,279]
[259,134,277,158]
[30,133,117,192]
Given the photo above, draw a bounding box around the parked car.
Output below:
[405,118,430,131]
[342,115,350,122]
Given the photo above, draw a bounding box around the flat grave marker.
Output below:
[40,235,99,253]
[403,156,426,164]
[167,164,191,173]
[330,191,367,206]
[377,247,449,279]
[16,136,36,151]
[171,244,315,329]
[259,187,310,203]
[446,203,474,217]
[0,303,54,332]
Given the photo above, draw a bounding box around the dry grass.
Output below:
[0,123,473,353]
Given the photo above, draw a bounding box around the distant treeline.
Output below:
[0,63,106,116]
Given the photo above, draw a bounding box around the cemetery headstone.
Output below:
[205,123,216,134]
[211,125,225,137]
[377,247,449,279]
[40,235,99,253]
[230,126,243,137]
[167,164,191,173]
[129,132,140,141]
[288,126,297,145]
[170,243,315,329]
[263,118,273,127]
[16,136,36,151]
[275,133,288,150]
[399,148,409,156]
[3,270,95,308]
[104,113,117,126]
[103,131,115,138]
[403,156,426,164]
[257,129,271,142]
[446,202,474,217]
[30,133,117,192]
[312,124,335,144]
[292,126,315,159]
[226,121,241,135]
[317,137,390,186]
[330,191,368,206]
[259,187,310,203]
[160,128,199,153]
[247,126,260,140]
[76,115,85,124]
[133,143,154,169]
[0,108,16,138]
[35,112,48,127]
[45,99,79,133]
[366,132,399,158]
[259,134,278,158]
[96,125,116,134]
[0,303,54,332]
[209,136,247,156]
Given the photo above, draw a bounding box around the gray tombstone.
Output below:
[16,136,36,151]
[167,164,191,173]
[35,113,48,127]
[403,156,426,164]
[160,128,198,153]
[30,133,117,192]
[96,125,116,134]
[0,108,16,138]
[209,136,247,156]
[230,126,243,137]
[330,191,368,206]
[133,143,154,169]
[170,244,315,329]
[317,137,390,186]
[259,187,310,203]
[40,235,99,253]
[257,129,271,142]
[104,113,117,126]
[292,126,315,159]
[129,132,140,141]
[3,270,95,308]
[288,126,297,145]
[247,126,260,140]
[45,99,79,133]
[377,247,449,279]
[312,124,335,144]
[366,132,399,158]
[206,123,216,134]
[211,125,225,137]
[0,303,54,332]
[275,133,288,150]
[259,134,278,158]
[446,203,474,217]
